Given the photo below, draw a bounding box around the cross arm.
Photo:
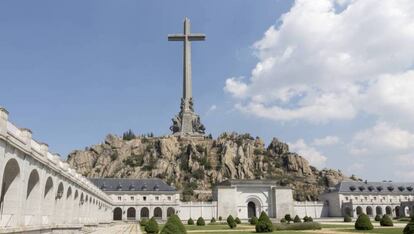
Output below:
[168,34,185,41]
[188,34,206,41]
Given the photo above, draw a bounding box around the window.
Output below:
[168,196,171,201]
[118,196,121,201]
[131,196,134,201]
[374,196,377,200]
[155,196,159,201]
[365,197,368,201]
[143,196,147,201]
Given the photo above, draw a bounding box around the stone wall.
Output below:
[293,201,328,218]
[0,108,112,233]
[178,201,217,221]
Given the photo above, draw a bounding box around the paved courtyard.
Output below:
[85,223,142,234]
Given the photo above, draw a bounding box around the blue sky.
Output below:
[2,0,414,182]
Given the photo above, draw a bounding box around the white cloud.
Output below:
[350,122,414,155]
[311,136,340,146]
[225,0,414,123]
[208,105,217,112]
[224,77,248,98]
[289,139,327,168]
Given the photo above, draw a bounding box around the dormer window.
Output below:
[399,186,405,192]
[154,185,160,191]
[377,186,383,192]
[387,186,394,192]
[129,184,135,191]
[349,186,356,191]
[407,186,413,192]
[358,186,365,192]
[117,183,122,190]
[368,186,374,191]
[141,184,148,191]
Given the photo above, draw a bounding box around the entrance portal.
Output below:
[113,207,122,220]
[248,202,256,218]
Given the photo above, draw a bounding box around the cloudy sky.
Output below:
[1,0,413,181]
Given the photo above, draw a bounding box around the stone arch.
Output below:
[74,190,78,200]
[154,207,162,218]
[366,206,373,216]
[167,207,175,217]
[395,206,401,218]
[246,196,262,219]
[405,206,410,217]
[0,158,21,227]
[42,176,54,225]
[54,182,65,224]
[376,206,383,215]
[141,207,149,218]
[113,207,122,220]
[356,206,363,216]
[67,186,72,199]
[127,207,136,220]
[25,169,41,225]
[386,206,392,215]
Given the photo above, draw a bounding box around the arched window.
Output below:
[356,206,363,215]
[113,207,122,220]
[154,207,162,218]
[141,207,149,218]
[366,206,373,216]
[376,206,383,215]
[167,207,175,217]
[127,207,136,220]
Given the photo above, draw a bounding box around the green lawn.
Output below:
[336,227,403,234]
[185,224,253,230]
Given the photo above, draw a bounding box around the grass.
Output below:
[185,224,253,230]
[335,227,403,234]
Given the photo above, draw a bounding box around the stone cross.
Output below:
[168,17,206,136]
[168,17,205,111]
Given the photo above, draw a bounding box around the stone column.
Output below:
[0,107,8,137]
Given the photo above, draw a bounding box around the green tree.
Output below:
[122,129,136,141]
[256,211,273,233]
[235,217,241,224]
[145,217,159,234]
[196,217,205,226]
[404,216,414,234]
[380,215,393,226]
[187,218,194,225]
[227,215,237,229]
[249,216,258,225]
[293,215,302,223]
[355,214,373,230]
[160,214,186,234]
[210,217,216,224]
[284,214,292,224]
[344,215,352,222]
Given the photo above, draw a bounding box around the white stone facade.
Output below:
[0,108,112,233]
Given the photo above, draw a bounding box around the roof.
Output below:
[332,181,414,195]
[217,179,282,187]
[89,178,176,192]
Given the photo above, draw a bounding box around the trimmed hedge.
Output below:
[197,217,205,226]
[355,214,373,230]
[404,217,414,234]
[187,218,194,225]
[210,217,216,224]
[274,222,322,231]
[218,216,222,221]
[380,215,393,227]
[375,214,381,221]
[249,216,258,225]
[140,217,149,227]
[145,217,159,234]
[255,211,273,233]
[160,214,186,234]
[284,214,292,224]
[227,215,237,229]
[280,218,286,223]
[235,217,241,224]
[293,215,302,223]
[344,215,352,222]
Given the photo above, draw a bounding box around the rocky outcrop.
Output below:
[67,132,351,201]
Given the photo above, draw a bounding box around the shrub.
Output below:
[160,214,186,234]
[344,215,352,222]
[255,211,273,233]
[197,217,205,226]
[210,217,216,223]
[187,218,194,225]
[293,215,302,223]
[308,217,313,222]
[218,216,222,221]
[122,129,136,140]
[145,217,159,234]
[380,215,393,227]
[235,217,241,224]
[284,214,292,224]
[140,217,149,226]
[375,214,381,221]
[274,222,322,231]
[404,217,414,234]
[249,216,258,225]
[227,215,237,229]
[280,218,286,223]
[303,216,309,222]
[355,214,373,230]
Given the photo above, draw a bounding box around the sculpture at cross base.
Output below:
[168,17,206,136]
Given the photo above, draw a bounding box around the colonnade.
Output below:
[0,107,112,232]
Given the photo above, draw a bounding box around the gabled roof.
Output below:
[333,181,414,195]
[89,178,176,192]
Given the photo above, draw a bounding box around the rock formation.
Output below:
[67,132,351,201]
